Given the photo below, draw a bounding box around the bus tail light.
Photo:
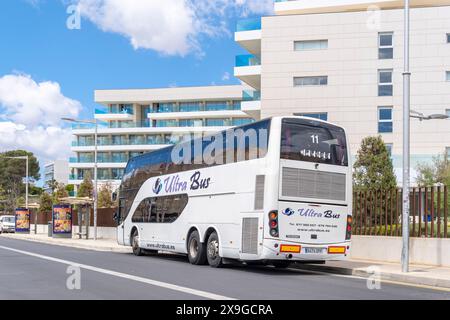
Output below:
[328,246,346,254]
[269,210,279,238]
[346,215,352,240]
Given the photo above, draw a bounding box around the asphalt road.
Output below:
[0,237,448,300]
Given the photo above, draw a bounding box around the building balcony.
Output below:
[234,55,261,90]
[147,110,248,121]
[273,0,442,15]
[235,18,261,55]
[94,108,134,121]
[69,157,128,164]
[241,90,261,120]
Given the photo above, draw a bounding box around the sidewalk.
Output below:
[0,233,131,253]
[294,259,450,291]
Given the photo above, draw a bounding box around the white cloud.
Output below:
[74,0,273,56]
[0,73,82,166]
[0,123,74,162]
[0,74,82,127]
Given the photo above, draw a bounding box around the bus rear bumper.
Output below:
[257,239,351,262]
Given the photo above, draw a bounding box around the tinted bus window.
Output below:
[132,194,188,224]
[281,118,348,166]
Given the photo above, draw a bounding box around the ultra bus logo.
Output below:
[282,208,295,216]
[282,208,341,219]
[153,178,163,195]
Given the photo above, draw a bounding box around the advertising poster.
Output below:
[52,205,73,235]
[15,208,30,233]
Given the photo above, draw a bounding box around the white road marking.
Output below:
[0,245,235,300]
[290,267,450,293]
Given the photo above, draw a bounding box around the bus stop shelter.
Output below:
[57,197,93,239]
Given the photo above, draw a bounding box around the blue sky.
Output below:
[0,0,272,179]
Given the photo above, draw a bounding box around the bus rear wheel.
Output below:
[131,229,145,256]
[187,230,207,265]
[206,232,223,268]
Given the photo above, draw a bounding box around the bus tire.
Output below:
[206,232,223,268]
[131,229,145,256]
[187,230,207,265]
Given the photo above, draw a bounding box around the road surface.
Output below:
[0,237,448,300]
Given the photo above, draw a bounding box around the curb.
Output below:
[1,234,132,254]
[293,263,450,290]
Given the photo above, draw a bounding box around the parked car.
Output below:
[0,216,16,234]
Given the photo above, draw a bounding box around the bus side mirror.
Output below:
[112,192,117,202]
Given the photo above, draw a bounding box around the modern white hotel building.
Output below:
[69,0,450,190]
[68,85,254,190]
[235,0,450,180]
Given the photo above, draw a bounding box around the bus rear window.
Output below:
[281,119,348,166]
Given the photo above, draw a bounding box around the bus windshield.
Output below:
[280,118,348,166]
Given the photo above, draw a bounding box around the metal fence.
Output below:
[352,186,449,238]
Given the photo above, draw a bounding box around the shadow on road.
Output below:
[129,251,327,277]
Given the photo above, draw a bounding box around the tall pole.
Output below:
[94,119,98,240]
[402,0,411,273]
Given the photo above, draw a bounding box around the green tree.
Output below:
[353,136,397,192]
[53,183,69,204]
[98,183,116,208]
[47,179,59,193]
[39,192,53,214]
[65,184,75,195]
[0,150,40,214]
[77,172,94,198]
[416,153,450,187]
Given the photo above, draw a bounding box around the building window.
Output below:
[232,118,254,126]
[447,33,450,43]
[446,109,450,117]
[447,147,450,160]
[385,143,393,157]
[294,40,328,51]
[378,69,393,96]
[378,107,393,133]
[446,71,450,81]
[294,76,328,87]
[295,113,328,121]
[379,32,393,59]
[205,101,228,111]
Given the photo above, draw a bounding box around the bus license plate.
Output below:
[304,247,326,254]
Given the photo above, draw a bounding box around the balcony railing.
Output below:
[236,54,261,67]
[236,18,261,32]
[242,90,261,101]
[70,157,128,164]
[69,174,124,181]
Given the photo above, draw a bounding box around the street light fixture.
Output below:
[0,156,29,209]
[62,117,99,241]
[410,110,450,121]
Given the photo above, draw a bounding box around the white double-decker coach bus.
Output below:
[114,116,352,268]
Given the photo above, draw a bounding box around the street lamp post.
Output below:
[402,0,411,274]
[62,117,99,240]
